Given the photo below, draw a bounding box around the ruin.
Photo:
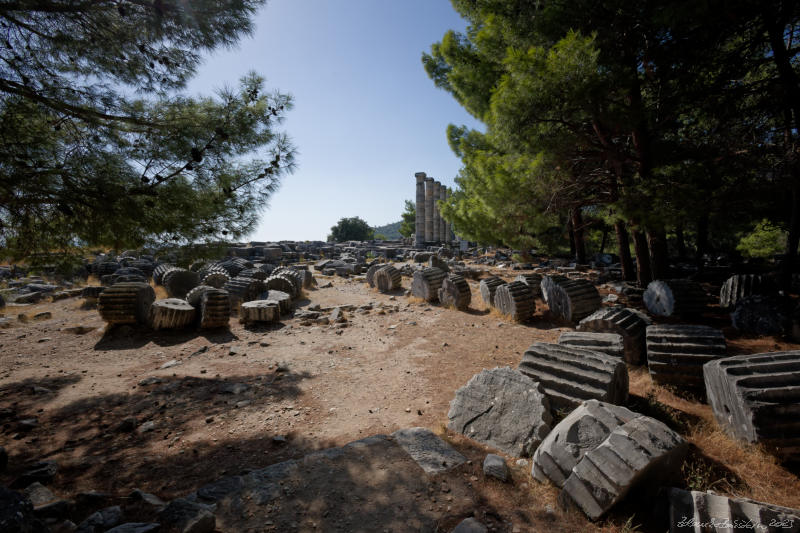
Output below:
[413,172,452,247]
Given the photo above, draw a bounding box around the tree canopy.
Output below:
[398,200,415,238]
[425,0,800,287]
[0,0,295,263]
[328,216,374,243]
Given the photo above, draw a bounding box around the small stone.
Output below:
[228,345,243,356]
[63,325,96,334]
[221,383,249,394]
[33,312,52,320]
[136,421,156,434]
[452,517,488,533]
[157,497,215,533]
[273,435,287,444]
[115,417,137,433]
[483,454,509,482]
[11,461,58,488]
[24,482,57,506]
[138,377,162,386]
[159,359,181,369]
[515,459,528,467]
[190,346,209,357]
[77,505,123,532]
[37,337,51,343]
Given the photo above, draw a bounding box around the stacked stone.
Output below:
[148,298,196,330]
[719,274,776,309]
[199,289,230,329]
[558,332,624,360]
[95,260,121,277]
[547,279,601,323]
[518,342,629,413]
[237,268,267,280]
[493,281,535,322]
[375,265,402,292]
[514,273,543,299]
[414,172,426,247]
[643,279,706,317]
[438,274,471,310]
[272,268,303,296]
[98,282,155,325]
[411,267,446,302]
[577,307,649,365]
[704,350,800,459]
[479,276,507,307]
[646,324,727,393]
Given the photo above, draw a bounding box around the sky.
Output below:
[186,0,482,242]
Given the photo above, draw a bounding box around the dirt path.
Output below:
[2,266,799,532]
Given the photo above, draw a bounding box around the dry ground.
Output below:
[1,264,799,532]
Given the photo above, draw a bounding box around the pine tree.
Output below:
[0,0,295,263]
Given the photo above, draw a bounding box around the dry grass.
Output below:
[628,365,800,509]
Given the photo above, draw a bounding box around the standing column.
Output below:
[439,187,450,242]
[424,177,434,242]
[414,172,426,247]
[433,181,441,243]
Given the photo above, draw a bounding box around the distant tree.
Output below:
[398,200,415,238]
[328,217,374,242]
[0,0,295,264]
[374,233,388,240]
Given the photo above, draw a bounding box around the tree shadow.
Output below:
[93,325,240,351]
[0,370,311,499]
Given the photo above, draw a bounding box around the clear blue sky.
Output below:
[187,0,482,242]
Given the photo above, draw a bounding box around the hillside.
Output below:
[372,220,403,240]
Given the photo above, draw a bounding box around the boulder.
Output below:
[447,367,552,457]
[239,300,280,325]
[97,282,155,325]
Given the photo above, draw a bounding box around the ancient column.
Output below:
[439,187,450,242]
[414,172,426,247]
[424,177,434,242]
[433,181,442,242]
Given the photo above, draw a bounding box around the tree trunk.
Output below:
[632,227,652,287]
[695,213,709,268]
[571,208,587,264]
[614,221,635,282]
[647,227,670,280]
[599,227,608,255]
[675,223,687,259]
[567,218,576,259]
